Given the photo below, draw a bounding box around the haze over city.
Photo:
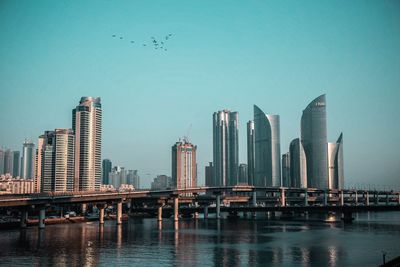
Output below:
[1,0,399,188]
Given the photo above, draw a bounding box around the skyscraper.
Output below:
[328,133,344,190]
[21,140,35,180]
[172,139,197,189]
[3,149,13,175]
[253,105,281,187]
[289,138,307,188]
[281,153,290,187]
[238,163,248,184]
[247,120,255,185]
[73,97,102,191]
[38,129,75,192]
[301,94,328,189]
[213,110,239,186]
[0,149,4,175]
[127,170,140,189]
[12,151,20,177]
[205,162,214,187]
[102,159,112,185]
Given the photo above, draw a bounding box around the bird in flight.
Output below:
[111,33,173,52]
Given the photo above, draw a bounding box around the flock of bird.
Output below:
[112,33,173,51]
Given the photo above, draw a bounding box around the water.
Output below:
[0,212,399,266]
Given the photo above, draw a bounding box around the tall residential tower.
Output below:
[328,133,344,190]
[72,97,102,191]
[172,139,197,189]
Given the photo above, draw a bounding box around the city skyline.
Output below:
[0,1,399,188]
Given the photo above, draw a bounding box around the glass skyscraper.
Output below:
[246,120,255,186]
[301,94,328,189]
[72,97,102,191]
[328,133,344,190]
[102,159,112,185]
[289,138,307,188]
[21,140,35,180]
[254,105,281,187]
[213,110,239,186]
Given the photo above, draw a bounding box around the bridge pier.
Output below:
[355,191,358,205]
[116,201,122,225]
[386,193,390,205]
[304,189,308,206]
[97,204,106,225]
[341,210,354,223]
[280,188,286,207]
[323,190,328,206]
[340,190,344,206]
[216,194,221,219]
[173,197,179,221]
[398,193,400,205]
[158,205,163,222]
[20,210,28,228]
[366,192,370,206]
[39,208,46,229]
[204,206,208,219]
[252,191,257,218]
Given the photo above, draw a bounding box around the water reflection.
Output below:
[0,212,399,266]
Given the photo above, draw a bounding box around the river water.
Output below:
[0,212,399,266]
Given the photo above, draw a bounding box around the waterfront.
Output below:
[0,212,399,266]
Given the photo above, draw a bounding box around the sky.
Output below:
[0,0,399,189]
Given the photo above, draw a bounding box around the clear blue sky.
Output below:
[0,0,399,189]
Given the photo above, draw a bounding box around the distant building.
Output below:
[38,129,75,192]
[254,105,281,187]
[301,94,328,189]
[247,120,255,185]
[172,139,197,189]
[289,138,307,188]
[213,110,239,186]
[12,151,20,177]
[21,141,35,180]
[238,163,248,184]
[328,133,344,190]
[0,174,35,194]
[3,149,13,175]
[102,159,112,185]
[127,170,140,189]
[0,149,4,174]
[151,175,172,190]
[281,153,290,187]
[205,162,214,187]
[109,166,124,189]
[73,96,102,191]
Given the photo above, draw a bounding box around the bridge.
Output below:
[1,186,399,228]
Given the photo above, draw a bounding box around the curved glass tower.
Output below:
[328,133,344,190]
[254,105,281,187]
[301,94,328,189]
[289,138,307,188]
[246,120,255,185]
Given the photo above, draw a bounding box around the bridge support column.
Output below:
[39,208,45,229]
[341,210,354,223]
[366,192,370,206]
[340,190,344,206]
[280,188,286,207]
[117,201,122,225]
[355,191,358,205]
[204,206,208,219]
[304,189,308,206]
[157,205,163,222]
[398,193,400,205]
[386,193,389,205]
[323,191,328,206]
[216,195,221,219]
[375,192,379,205]
[20,210,28,228]
[173,197,179,221]
[252,191,257,218]
[97,204,106,225]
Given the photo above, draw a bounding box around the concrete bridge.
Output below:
[1,185,399,228]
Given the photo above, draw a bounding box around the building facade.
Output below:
[281,153,290,187]
[328,133,344,190]
[253,105,281,187]
[238,163,248,184]
[205,162,214,187]
[247,120,255,185]
[73,96,102,191]
[151,175,172,190]
[289,138,307,188]
[12,151,20,177]
[301,94,328,189]
[102,159,112,185]
[172,140,197,189]
[213,110,239,186]
[21,141,35,180]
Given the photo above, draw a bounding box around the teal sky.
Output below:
[0,0,399,189]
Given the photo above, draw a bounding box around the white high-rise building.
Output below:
[72,97,102,191]
[21,141,35,180]
[328,133,344,190]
